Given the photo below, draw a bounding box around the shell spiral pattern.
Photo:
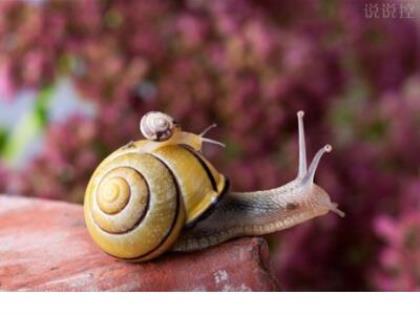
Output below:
[84,150,185,261]
[84,143,227,261]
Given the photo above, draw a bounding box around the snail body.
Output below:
[84,111,343,261]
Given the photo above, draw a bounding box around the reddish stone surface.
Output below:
[0,195,279,291]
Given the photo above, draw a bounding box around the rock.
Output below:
[0,195,279,291]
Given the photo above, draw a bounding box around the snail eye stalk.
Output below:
[295,110,333,186]
[200,123,217,137]
[199,123,225,148]
[297,111,307,179]
[302,144,332,186]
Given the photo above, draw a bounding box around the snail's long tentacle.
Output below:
[297,111,307,179]
[201,137,226,148]
[200,123,217,137]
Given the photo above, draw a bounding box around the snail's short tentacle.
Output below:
[330,202,345,217]
[301,144,332,186]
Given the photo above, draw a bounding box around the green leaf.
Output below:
[1,85,54,166]
[0,128,9,153]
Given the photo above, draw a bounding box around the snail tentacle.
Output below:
[297,110,307,179]
[200,137,226,148]
[301,144,332,187]
[199,123,217,137]
[199,123,225,148]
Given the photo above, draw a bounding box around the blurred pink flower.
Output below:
[0,61,15,101]
[373,208,420,291]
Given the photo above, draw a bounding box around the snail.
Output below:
[84,110,344,262]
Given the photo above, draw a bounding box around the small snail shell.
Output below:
[140,111,176,141]
[84,111,343,262]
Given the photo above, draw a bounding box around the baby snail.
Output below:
[84,110,344,262]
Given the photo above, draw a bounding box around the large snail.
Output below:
[84,111,344,262]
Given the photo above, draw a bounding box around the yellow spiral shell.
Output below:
[84,140,226,261]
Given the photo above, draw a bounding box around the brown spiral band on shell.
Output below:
[180,144,218,192]
[94,167,150,234]
[92,166,150,234]
[123,155,182,261]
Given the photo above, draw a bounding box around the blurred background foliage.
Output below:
[0,0,420,290]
